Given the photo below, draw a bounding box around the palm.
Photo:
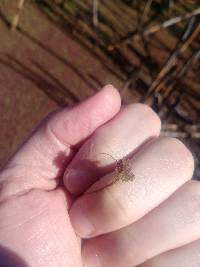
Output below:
[0,185,82,267]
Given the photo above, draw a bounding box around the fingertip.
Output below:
[101,84,120,98]
[97,84,121,114]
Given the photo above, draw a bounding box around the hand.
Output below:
[0,85,120,267]
[0,85,196,267]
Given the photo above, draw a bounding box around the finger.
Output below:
[82,180,199,267]
[140,239,200,267]
[64,103,161,195]
[0,85,121,201]
[70,137,194,238]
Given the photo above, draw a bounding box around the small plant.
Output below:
[100,153,135,184]
[86,153,135,194]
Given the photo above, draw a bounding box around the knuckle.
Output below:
[160,137,194,170]
[132,103,161,132]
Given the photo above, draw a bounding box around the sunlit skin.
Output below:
[0,85,199,267]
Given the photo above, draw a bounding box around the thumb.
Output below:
[0,85,121,201]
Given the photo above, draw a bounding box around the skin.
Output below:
[0,85,198,267]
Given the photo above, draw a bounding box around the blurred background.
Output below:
[0,0,199,178]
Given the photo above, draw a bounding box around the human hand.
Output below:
[0,85,120,267]
[0,85,197,267]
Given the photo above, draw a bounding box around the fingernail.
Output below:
[83,246,101,267]
[70,202,95,237]
[65,168,86,192]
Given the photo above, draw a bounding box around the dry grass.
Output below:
[11,0,25,30]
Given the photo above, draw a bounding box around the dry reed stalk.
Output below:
[161,131,200,139]
[108,7,200,50]
[120,69,141,98]
[142,0,153,24]
[162,124,200,139]
[143,22,200,103]
[11,0,25,30]
[146,49,199,107]
[93,0,99,27]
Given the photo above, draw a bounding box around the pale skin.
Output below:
[0,85,199,267]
